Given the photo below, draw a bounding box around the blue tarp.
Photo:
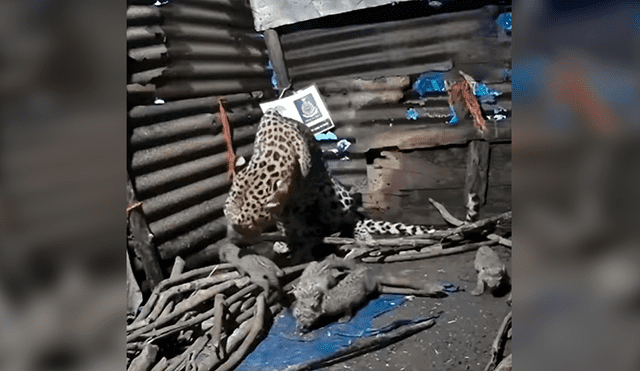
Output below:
[236,295,412,371]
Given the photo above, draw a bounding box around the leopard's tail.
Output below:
[356,219,435,237]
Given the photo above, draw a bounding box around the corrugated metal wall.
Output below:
[127,0,275,270]
[127,0,511,278]
[279,3,512,223]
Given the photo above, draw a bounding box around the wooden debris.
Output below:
[216,293,266,371]
[429,198,464,226]
[487,233,512,248]
[127,249,144,323]
[127,202,511,371]
[149,357,168,371]
[495,353,512,371]
[169,256,186,279]
[128,343,159,371]
[127,175,163,289]
[364,240,498,263]
[325,210,511,263]
[127,256,295,371]
[484,311,512,371]
[210,294,225,357]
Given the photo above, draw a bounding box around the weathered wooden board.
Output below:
[480,185,511,220]
[488,142,512,186]
[368,146,468,193]
[363,188,466,226]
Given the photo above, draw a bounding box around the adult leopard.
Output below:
[224,109,434,263]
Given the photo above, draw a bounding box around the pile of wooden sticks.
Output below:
[126,261,304,371]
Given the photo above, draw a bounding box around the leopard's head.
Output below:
[292,282,324,331]
[224,138,302,241]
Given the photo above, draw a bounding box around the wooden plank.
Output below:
[127,175,164,288]
[480,185,511,219]
[368,147,467,193]
[464,140,490,219]
[363,188,466,227]
[334,119,512,153]
[264,29,290,90]
[488,142,512,186]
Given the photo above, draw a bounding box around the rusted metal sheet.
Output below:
[281,6,503,84]
[156,217,228,260]
[317,76,410,93]
[160,4,255,28]
[127,26,165,45]
[148,192,228,241]
[155,79,272,100]
[128,93,260,121]
[279,4,512,133]
[127,5,161,23]
[130,113,216,148]
[134,143,253,195]
[126,0,271,272]
[141,172,230,219]
[130,124,257,171]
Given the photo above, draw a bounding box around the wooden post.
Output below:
[263,29,290,91]
[464,140,490,221]
[127,175,164,289]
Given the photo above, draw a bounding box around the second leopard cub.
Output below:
[471,245,510,296]
[293,256,446,331]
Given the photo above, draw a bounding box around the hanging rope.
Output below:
[219,98,236,178]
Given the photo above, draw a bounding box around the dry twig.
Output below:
[363,240,498,263]
[210,294,225,357]
[149,357,168,371]
[128,343,159,371]
[428,198,464,226]
[216,293,266,371]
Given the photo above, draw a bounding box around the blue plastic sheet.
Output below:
[266,60,279,91]
[474,83,503,104]
[413,71,447,97]
[448,105,459,125]
[236,283,461,371]
[497,12,512,32]
[235,295,408,371]
[336,139,351,154]
[315,131,338,141]
[406,107,419,120]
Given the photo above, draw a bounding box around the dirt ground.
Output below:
[323,245,512,371]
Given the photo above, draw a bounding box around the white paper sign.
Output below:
[259,85,335,135]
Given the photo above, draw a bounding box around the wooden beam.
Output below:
[464,140,490,221]
[127,175,164,289]
[263,29,290,91]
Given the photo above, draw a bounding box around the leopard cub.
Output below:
[471,245,510,296]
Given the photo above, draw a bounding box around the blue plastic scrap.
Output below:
[497,12,512,32]
[474,83,503,104]
[504,68,512,81]
[406,107,419,120]
[336,139,351,154]
[448,105,459,125]
[315,131,338,141]
[490,106,509,122]
[413,71,447,97]
[266,60,279,91]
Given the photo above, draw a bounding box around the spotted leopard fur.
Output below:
[224,109,434,261]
